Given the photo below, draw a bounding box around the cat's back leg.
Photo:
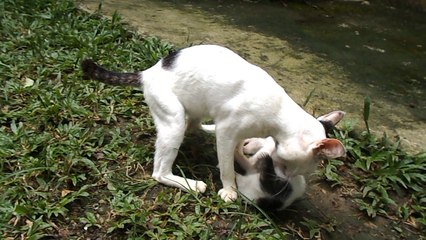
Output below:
[147,88,207,193]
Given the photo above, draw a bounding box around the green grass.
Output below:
[0,0,288,239]
[318,103,426,230]
[1,0,425,239]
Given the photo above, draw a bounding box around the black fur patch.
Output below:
[319,120,335,136]
[257,197,284,211]
[234,160,247,176]
[162,50,180,70]
[258,154,292,199]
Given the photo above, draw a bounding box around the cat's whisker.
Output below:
[271,177,290,198]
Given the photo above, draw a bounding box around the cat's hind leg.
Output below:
[149,95,207,193]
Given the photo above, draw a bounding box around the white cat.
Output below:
[228,111,345,210]
[81,44,346,202]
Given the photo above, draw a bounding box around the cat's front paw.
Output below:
[193,180,207,193]
[243,138,266,155]
[218,187,238,202]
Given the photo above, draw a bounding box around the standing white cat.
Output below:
[81,45,345,202]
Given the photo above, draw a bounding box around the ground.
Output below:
[1,0,424,239]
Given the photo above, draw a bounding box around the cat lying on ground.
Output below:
[225,111,345,210]
[235,136,306,210]
[81,44,346,202]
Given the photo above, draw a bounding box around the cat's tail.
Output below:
[81,59,141,87]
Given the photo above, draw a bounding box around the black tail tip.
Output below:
[81,59,97,79]
[81,59,96,71]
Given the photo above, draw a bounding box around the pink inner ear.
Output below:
[314,138,346,159]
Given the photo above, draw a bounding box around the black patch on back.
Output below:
[319,120,335,137]
[162,50,180,70]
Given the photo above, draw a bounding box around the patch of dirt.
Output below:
[282,179,417,240]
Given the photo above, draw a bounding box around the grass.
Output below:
[318,98,426,230]
[0,0,425,239]
[0,1,286,239]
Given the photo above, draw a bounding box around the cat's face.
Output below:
[272,142,318,177]
[272,137,345,177]
[273,111,346,176]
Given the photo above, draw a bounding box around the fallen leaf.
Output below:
[24,77,34,87]
[61,189,74,197]
[406,216,418,229]
[26,219,33,228]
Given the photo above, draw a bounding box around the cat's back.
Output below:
[142,44,283,117]
[169,45,279,88]
[173,45,251,71]
[144,44,276,86]
[181,45,244,60]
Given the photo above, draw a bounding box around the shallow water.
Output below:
[80,0,425,152]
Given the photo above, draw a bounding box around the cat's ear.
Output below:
[316,111,345,126]
[311,138,346,159]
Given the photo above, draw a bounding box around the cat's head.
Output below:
[272,111,346,176]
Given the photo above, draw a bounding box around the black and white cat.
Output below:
[81,44,346,202]
[228,111,345,210]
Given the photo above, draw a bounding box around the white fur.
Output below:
[233,111,345,209]
[236,137,307,210]
[139,45,345,202]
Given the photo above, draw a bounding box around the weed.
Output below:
[319,104,426,230]
[300,217,336,239]
[363,96,371,135]
[302,88,316,108]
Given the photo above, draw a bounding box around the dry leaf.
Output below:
[61,189,73,197]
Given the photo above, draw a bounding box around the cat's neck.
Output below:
[271,98,325,156]
[274,98,316,136]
